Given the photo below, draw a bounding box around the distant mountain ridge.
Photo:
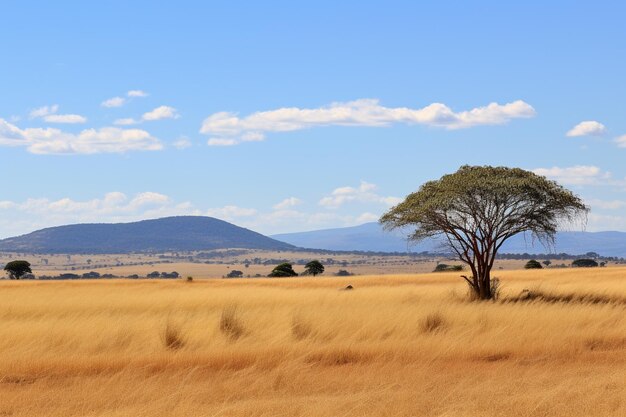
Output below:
[0,216,295,254]
[272,222,626,257]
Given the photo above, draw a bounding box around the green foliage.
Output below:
[433,264,463,272]
[335,269,353,276]
[381,165,588,300]
[4,260,32,280]
[572,258,598,268]
[524,259,543,269]
[268,262,298,277]
[304,260,325,276]
[226,270,244,278]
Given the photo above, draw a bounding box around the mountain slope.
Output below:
[0,216,295,254]
[272,223,626,256]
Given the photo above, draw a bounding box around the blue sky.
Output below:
[1,1,626,238]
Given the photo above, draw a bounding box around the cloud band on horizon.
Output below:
[200,98,536,146]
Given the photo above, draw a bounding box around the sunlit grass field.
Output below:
[0,268,624,416]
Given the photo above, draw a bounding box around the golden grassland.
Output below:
[0,268,624,416]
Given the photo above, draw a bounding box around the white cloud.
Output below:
[0,191,201,238]
[566,121,607,137]
[127,90,148,97]
[532,165,611,185]
[29,105,87,124]
[207,138,237,146]
[44,114,87,124]
[114,118,138,126]
[615,135,626,148]
[200,98,536,145]
[0,187,398,237]
[142,105,179,121]
[101,97,126,108]
[586,213,626,232]
[30,105,59,118]
[0,201,17,209]
[205,205,258,221]
[0,118,162,155]
[173,136,192,149]
[102,90,147,108]
[273,197,302,210]
[356,212,379,223]
[129,192,170,208]
[585,199,626,210]
[319,181,402,208]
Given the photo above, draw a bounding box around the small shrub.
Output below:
[163,322,185,350]
[186,276,193,282]
[420,312,447,333]
[433,264,463,272]
[220,305,244,340]
[524,260,543,269]
[572,258,599,268]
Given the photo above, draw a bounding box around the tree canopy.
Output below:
[381,165,588,299]
[304,260,325,276]
[4,260,32,280]
[524,259,543,269]
[268,263,298,277]
[572,258,598,268]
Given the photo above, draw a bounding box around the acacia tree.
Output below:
[304,260,325,276]
[268,263,298,277]
[380,166,588,300]
[4,260,32,280]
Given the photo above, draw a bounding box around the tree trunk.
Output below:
[475,267,493,300]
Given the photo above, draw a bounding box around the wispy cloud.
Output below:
[29,105,86,124]
[585,198,626,210]
[0,191,195,237]
[115,106,180,125]
[586,212,626,232]
[29,105,59,118]
[319,181,402,208]
[201,98,536,145]
[566,120,607,137]
[44,114,87,124]
[173,136,192,149]
[127,90,148,98]
[0,118,162,155]
[101,97,126,108]
[207,138,237,146]
[101,90,149,108]
[615,135,626,148]
[0,184,397,237]
[142,105,179,121]
[113,118,137,126]
[205,205,258,220]
[533,165,612,185]
[273,197,302,210]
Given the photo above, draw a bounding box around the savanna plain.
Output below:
[1,268,624,417]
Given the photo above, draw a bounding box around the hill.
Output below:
[0,216,295,254]
[272,222,626,257]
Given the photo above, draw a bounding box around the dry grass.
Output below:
[0,267,624,416]
[162,321,185,350]
[219,305,245,340]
